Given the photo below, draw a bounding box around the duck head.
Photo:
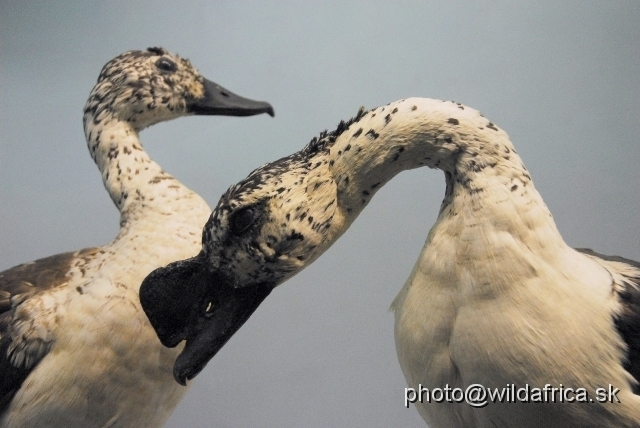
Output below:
[84,46,274,133]
[139,111,358,384]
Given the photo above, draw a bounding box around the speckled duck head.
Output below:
[81,47,274,213]
[141,97,532,384]
[84,47,274,133]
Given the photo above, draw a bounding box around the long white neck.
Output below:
[84,114,204,227]
[321,98,563,250]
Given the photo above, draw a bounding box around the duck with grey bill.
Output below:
[141,98,640,427]
[0,46,275,428]
[190,79,274,117]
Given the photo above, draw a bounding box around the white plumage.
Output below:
[0,47,272,427]
[142,97,640,427]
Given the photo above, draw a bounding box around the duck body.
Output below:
[393,158,638,426]
[394,245,636,427]
[0,47,273,427]
[140,98,639,427]
[1,215,205,427]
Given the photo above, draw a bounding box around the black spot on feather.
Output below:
[365,129,379,140]
[287,231,304,241]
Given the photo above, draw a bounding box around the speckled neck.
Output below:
[294,97,566,262]
[84,114,196,223]
[319,98,541,221]
[204,97,565,287]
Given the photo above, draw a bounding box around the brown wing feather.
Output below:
[576,248,640,394]
[0,248,99,413]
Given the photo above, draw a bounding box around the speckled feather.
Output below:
[0,47,266,427]
[196,98,640,427]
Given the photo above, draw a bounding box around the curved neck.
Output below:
[321,98,561,243]
[84,113,198,224]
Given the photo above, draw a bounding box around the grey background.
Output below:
[1,2,638,427]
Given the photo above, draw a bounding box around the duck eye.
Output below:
[155,58,177,73]
[230,207,257,235]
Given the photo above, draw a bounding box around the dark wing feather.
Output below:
[576,248,640,393]
[0,248,99,413]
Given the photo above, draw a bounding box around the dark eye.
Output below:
[155,58,177,73]
[230,207,258,235]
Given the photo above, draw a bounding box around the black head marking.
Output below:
[147,47,168,56]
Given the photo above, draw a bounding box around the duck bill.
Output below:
[188,78,275,117]
[139,252,273,385]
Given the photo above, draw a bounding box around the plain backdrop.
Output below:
[1,2,638,427]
